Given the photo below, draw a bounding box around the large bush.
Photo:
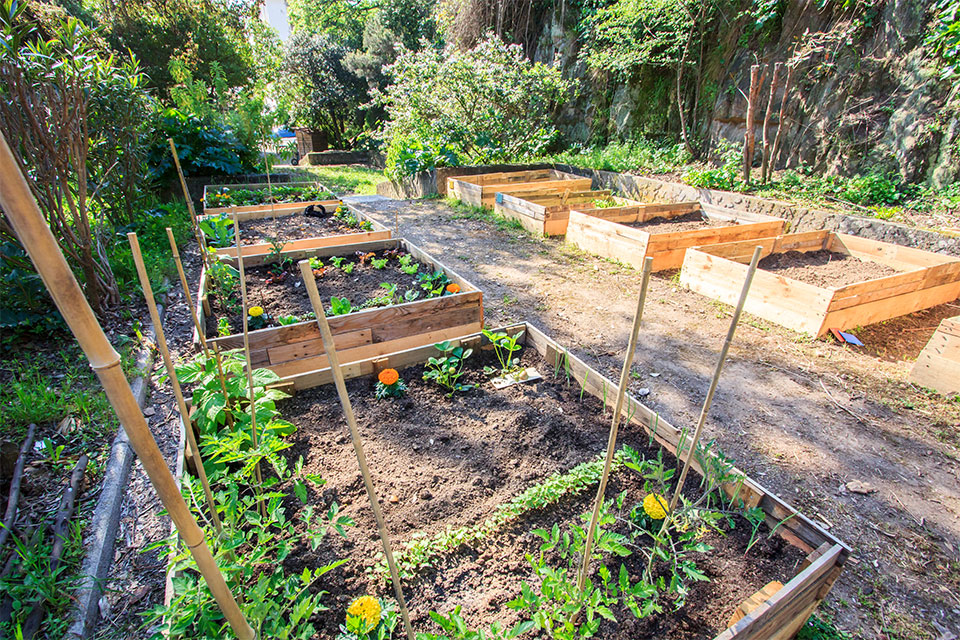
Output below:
[378,34,572,178]
[148,108,258,181]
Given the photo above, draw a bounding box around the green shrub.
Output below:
[148,107,257,182]
[682,141,742,191]
[540,139,691,174]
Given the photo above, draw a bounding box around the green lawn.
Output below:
[273,164,384,196]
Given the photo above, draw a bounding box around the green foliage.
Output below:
[481,328,524,376]
[423,341,473,396]
[385,137,461,181]
[109,203,195,300]
[796,615,853,640]
[418,270,452,298]
[420,607,533,640]
[756,166,914,207]
[288,165,384,195]
[536,138,691,174]
[0,241,64,337]
[682,140,742,190]
[206,184,336,208]
[375,377,408,399]
[372,257,388,269]
[199,213,235,248]
[926,0,960,88]
[148,108,256,181]
[379,34,571,178]
[329,296,354,316]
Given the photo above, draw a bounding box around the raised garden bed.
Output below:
[202,180,341,216]
[200,202,391,262]
[566,202,786,271]
[492,189,633,236]
[165,322,848,639]
[908,315,960,395]
[680,231,960,336]
[447,169,592,209]
[196,238,483,383]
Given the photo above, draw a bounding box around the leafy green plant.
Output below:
[342,262,356,274]
[328,296,353,316]
[682,140,742,191]
[217,316,232,337]
[418,270,451,298]
[309,256,324,269]
[276,314,301,325]
[371,257,388,269]
[198,213,235,248]
[422,341,473,397]
[398,254,419,275]
[481,329,524,376]
[205,184,336,208]
[420,606,533,640]
[266,237,290,274]
[330,256,346,269]
[206,257,241,312]
[403,289,420,302]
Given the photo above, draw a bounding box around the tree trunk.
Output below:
[770,63,796,175]
[761,62,783,184]
[743,64,762,186]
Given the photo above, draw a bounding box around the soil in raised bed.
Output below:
[277,347,807,638]
[625,211,734,233]
[206,249,435,334]
[238,208,365,245]
[759,249,900,288]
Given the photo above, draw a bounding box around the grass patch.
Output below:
[533,138,692,175]
[446,197,527,234]
[796,614,852,640]
[276,164,384,195]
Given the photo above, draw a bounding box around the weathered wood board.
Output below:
[197,238,484,377]
[680,231,960,336]
[447,169,592,209]
[492,190,629,236]
[279,322,849,638]
[908,315,960,395]
[565,201,786,270]
[202,180,340,216]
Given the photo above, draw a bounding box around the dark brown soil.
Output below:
[279,349,805,638]
[206,249,434,334]
[238,209,365,245]
[758,250,901,288]
[626,211,733,233]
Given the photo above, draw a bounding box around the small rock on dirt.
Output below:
[845,480,876,494]
[419,489,433,500]
[143,406,155,416]
[637,388,650,397]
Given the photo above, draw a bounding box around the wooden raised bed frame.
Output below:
[202,202,391,262]
[566,202,787,271]
[680,231,960,337]
[272,322,849,637]
[195,238,483,381]
[447,169,592,209]
[492,189,632,236]
[202,180,341,217]
[908,315,960,395]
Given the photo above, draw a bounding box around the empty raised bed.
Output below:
[196,238,483,382]
[566,201,786,271]
[200,202,391,262]
[908,315,960,395]
[447,169,592,209]
[166,322,847,638]
[492,189,634,236]
[680,231,960,336]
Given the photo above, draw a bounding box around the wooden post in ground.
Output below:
[128,232,222,533]
[661,245,763,532]
[761,62,783,184]
[0,131,254,640]
[232,211,265,515]
[167,138,210,268]
[297,259,416,640]
[743,64,762,186]
[577,256,655,591]
[769,63,796,176]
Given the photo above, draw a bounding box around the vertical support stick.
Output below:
[166,227,233,420]
[662,245,763,529]
[770,62,796,175]
[167,138,209,267]
[577,257,654,591]
[743,64,761,186]
[297,259,415,640]
[0,131,253,640]
[760,62,783,184]
[232,211,265,514]
[127,232,222,534]
[263,129,275,216]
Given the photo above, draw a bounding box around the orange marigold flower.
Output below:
[446,283,461,294]
[378,368,400,386]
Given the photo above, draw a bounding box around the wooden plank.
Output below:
[727,581,783,627]
[214,231,392,260]
[219,238,398,268]
[203,199,342,217]
[834,233,958,269]
[908,314,960,394]
[819,280,960,336]
[267,328,372,365]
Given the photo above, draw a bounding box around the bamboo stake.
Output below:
[263,129,275,216]
[167,138,210,268]
[660,245,763,534]
[297,259,416,640]
[577,257,654,591]
[0,131,254,640]
[166,227,233,423]
[760,62,782,184]
[232,211,265,515]
[128,232,222,533]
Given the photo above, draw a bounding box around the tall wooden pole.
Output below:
[127,232,222,533]
[660,245,763,534]
[769,63,796,176]
[0,132,253,640]
[168,138,210,268]
[297,259,416,640]
[577,257,654,591]
[743,64,762,186]
[760,62,783,184]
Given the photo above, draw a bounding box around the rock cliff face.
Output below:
[530,0,957,186]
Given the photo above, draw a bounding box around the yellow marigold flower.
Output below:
[378,368,400,386]
[346,595,381,633]
[446,283,461,294]
[248,306,264,317]
[643,493,668,520]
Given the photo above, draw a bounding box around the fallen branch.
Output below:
[21,454,88,640]
[818,378,869,425]
[0,423,36,553]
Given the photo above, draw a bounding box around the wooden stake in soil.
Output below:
[167,138,210,267]
[0,131,254,640]
[743,64,762,186]
[661,245,763,532]
[297,259,416,640]
[166,227,233,422]
[769,63,796,176]
[128,232,222,533]
[577,256,654,592]
[760,62,783,184]
[232,211,265,513]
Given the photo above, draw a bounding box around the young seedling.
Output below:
[422,340,473,397]
[481,328,524,376]
[328,296,352,316]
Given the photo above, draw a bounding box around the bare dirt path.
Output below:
[349,196,960,639]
